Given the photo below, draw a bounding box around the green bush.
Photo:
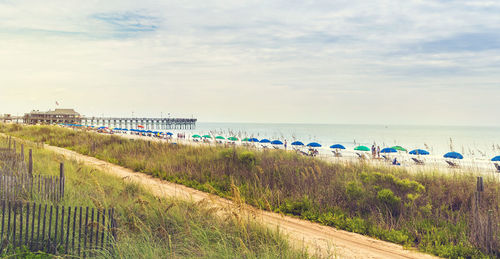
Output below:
[238,151,256,167]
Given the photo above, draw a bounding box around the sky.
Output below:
[0,0,499,126]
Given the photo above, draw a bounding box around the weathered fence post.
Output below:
[60,163,65,199]
[28,149,33,176]
[21,144,24,162]
[487,210,493,254]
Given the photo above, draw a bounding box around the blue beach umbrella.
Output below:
[307,142,322,147]
[166,132,174,136]
[123,129,129,131]
[260,139,271,143]
[380,147,397,153]
[248,138,260,142]
[329,144,345,149]
[444,152,463,159]
[491,156,500,161]
[291,141,304,146]
[409,149,430,155]
[271,140,283,145]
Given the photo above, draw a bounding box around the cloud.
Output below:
[0,0,499,126]
[91,12,160,33]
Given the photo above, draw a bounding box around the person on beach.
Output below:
[284,140,287,150]
[392,157,401,166]
[377,146,380,158]
[371,145,376,158]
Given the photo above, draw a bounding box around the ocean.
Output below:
[176,122,500,160]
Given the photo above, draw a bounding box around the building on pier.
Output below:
[24,109,82,125]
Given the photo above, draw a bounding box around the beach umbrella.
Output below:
[192,134,202,138]
[260,139,271,143]
[248,138,259,142]
[491,156,500,161]
[166,132,173,136]
[329,144,345,149]
[123,129,129,131]
[354,145,370,151]
[271,140,283,145]
[137,125,145,129]
[228,137,239,141]
[307,142,322,147]
[444,152,463,159]
[242,138,249,142]
[215,136,225,140]
[409,149,430,155]
[391,146,407,152]
[381,147,397,153]
[202,135,212,139]
[291,141,304,146]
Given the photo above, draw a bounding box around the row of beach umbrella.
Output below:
[63,123,500,162]
[189,135,500,162]
[114,128,174,136]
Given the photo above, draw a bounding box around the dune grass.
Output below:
[0,134,311,259]
[1,124,499,258]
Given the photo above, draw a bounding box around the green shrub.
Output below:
[238,151,256,167]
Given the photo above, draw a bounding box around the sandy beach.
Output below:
[112,131,500,179]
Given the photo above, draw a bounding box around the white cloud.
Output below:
[0,0,499,126]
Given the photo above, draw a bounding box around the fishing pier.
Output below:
[81,117,197,130]
[2,109,197,130]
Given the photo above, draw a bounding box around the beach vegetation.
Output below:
[0,134,310,259]
[1,124,499,258]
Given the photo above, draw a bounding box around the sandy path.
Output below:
[39,144,440,259]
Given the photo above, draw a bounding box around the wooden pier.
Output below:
[81,117,197,130]
[1,111,197,130]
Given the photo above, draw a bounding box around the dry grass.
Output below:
[2,124,499,258]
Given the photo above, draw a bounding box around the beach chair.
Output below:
[273,146,280,150]
[494,163,500,172]
[381,155,390,161]
[411,157,425,165]
[331,150,342,157]
[356,153,365,160]
[297,150,309,156]
[446,160,459,168]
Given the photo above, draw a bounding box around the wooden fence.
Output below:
[0,169,65,202]
[0,139,65,202]
[0,200,117,257]
[471,176,499,256]
[0,148,25,176]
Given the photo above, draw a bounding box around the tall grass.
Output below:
[2,124,499,258]
[0,134,310,258]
